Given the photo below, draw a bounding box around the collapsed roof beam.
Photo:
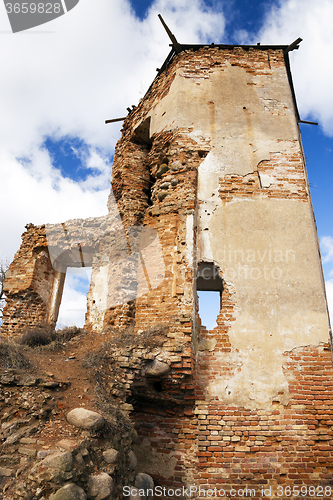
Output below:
[286,37,303,52]
[105,117,126,124]
[299,119,318,125]
[158,14,182,54]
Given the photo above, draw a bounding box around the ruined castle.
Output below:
[2,33,333,494]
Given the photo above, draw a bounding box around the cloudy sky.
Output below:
[0,0,332,327]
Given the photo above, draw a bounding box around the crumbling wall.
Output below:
[1,224,56,336]
[119,46,333,493]
[2,43,333,494]
[106,123,210,400]
[1,209,164,337]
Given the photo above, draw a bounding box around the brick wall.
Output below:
[1,224,54,336]
[219,149,309,204]
[132,343,333,497]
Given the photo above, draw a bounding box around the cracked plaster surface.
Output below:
[146,59,331,408]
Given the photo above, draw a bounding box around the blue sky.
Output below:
[0,0,332,327]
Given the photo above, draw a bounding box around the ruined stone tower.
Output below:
[2,39,333,493]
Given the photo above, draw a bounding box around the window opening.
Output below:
[132,117,151,146]
[197,291,221,330]
[197,262,223,330]
[0,296,6,328]
[56,267,92,329]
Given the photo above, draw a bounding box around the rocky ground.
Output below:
[0,327,165,500]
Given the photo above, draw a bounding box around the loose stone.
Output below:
[67,408,105,430]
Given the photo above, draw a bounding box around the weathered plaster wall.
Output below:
[123,47,332,492]
[206,199,328,409]
[123,45,330,407]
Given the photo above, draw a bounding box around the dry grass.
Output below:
[18,325,84,348]
[18,326,56,347]
[0,340,30,369]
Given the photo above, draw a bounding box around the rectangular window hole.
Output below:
[197,290,221,330]
[56,267,92,329]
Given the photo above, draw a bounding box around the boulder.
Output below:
[50,483,86,500]
[157,192,168,202]
[103,448,119,464]
[67,408,105,431]
[144,360,170,377]
[88,472,114,500]
[134,473,154,497]
[41,451,73,472]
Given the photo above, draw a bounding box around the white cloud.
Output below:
[321,236,333,263]
[248,0,333,135]
[0,148,110,256]
[0,0,226,262]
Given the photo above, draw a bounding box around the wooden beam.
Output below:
[299,119,318,125]
[105,117,127,124]
[158,14,182,54]
[286,37,303,52]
